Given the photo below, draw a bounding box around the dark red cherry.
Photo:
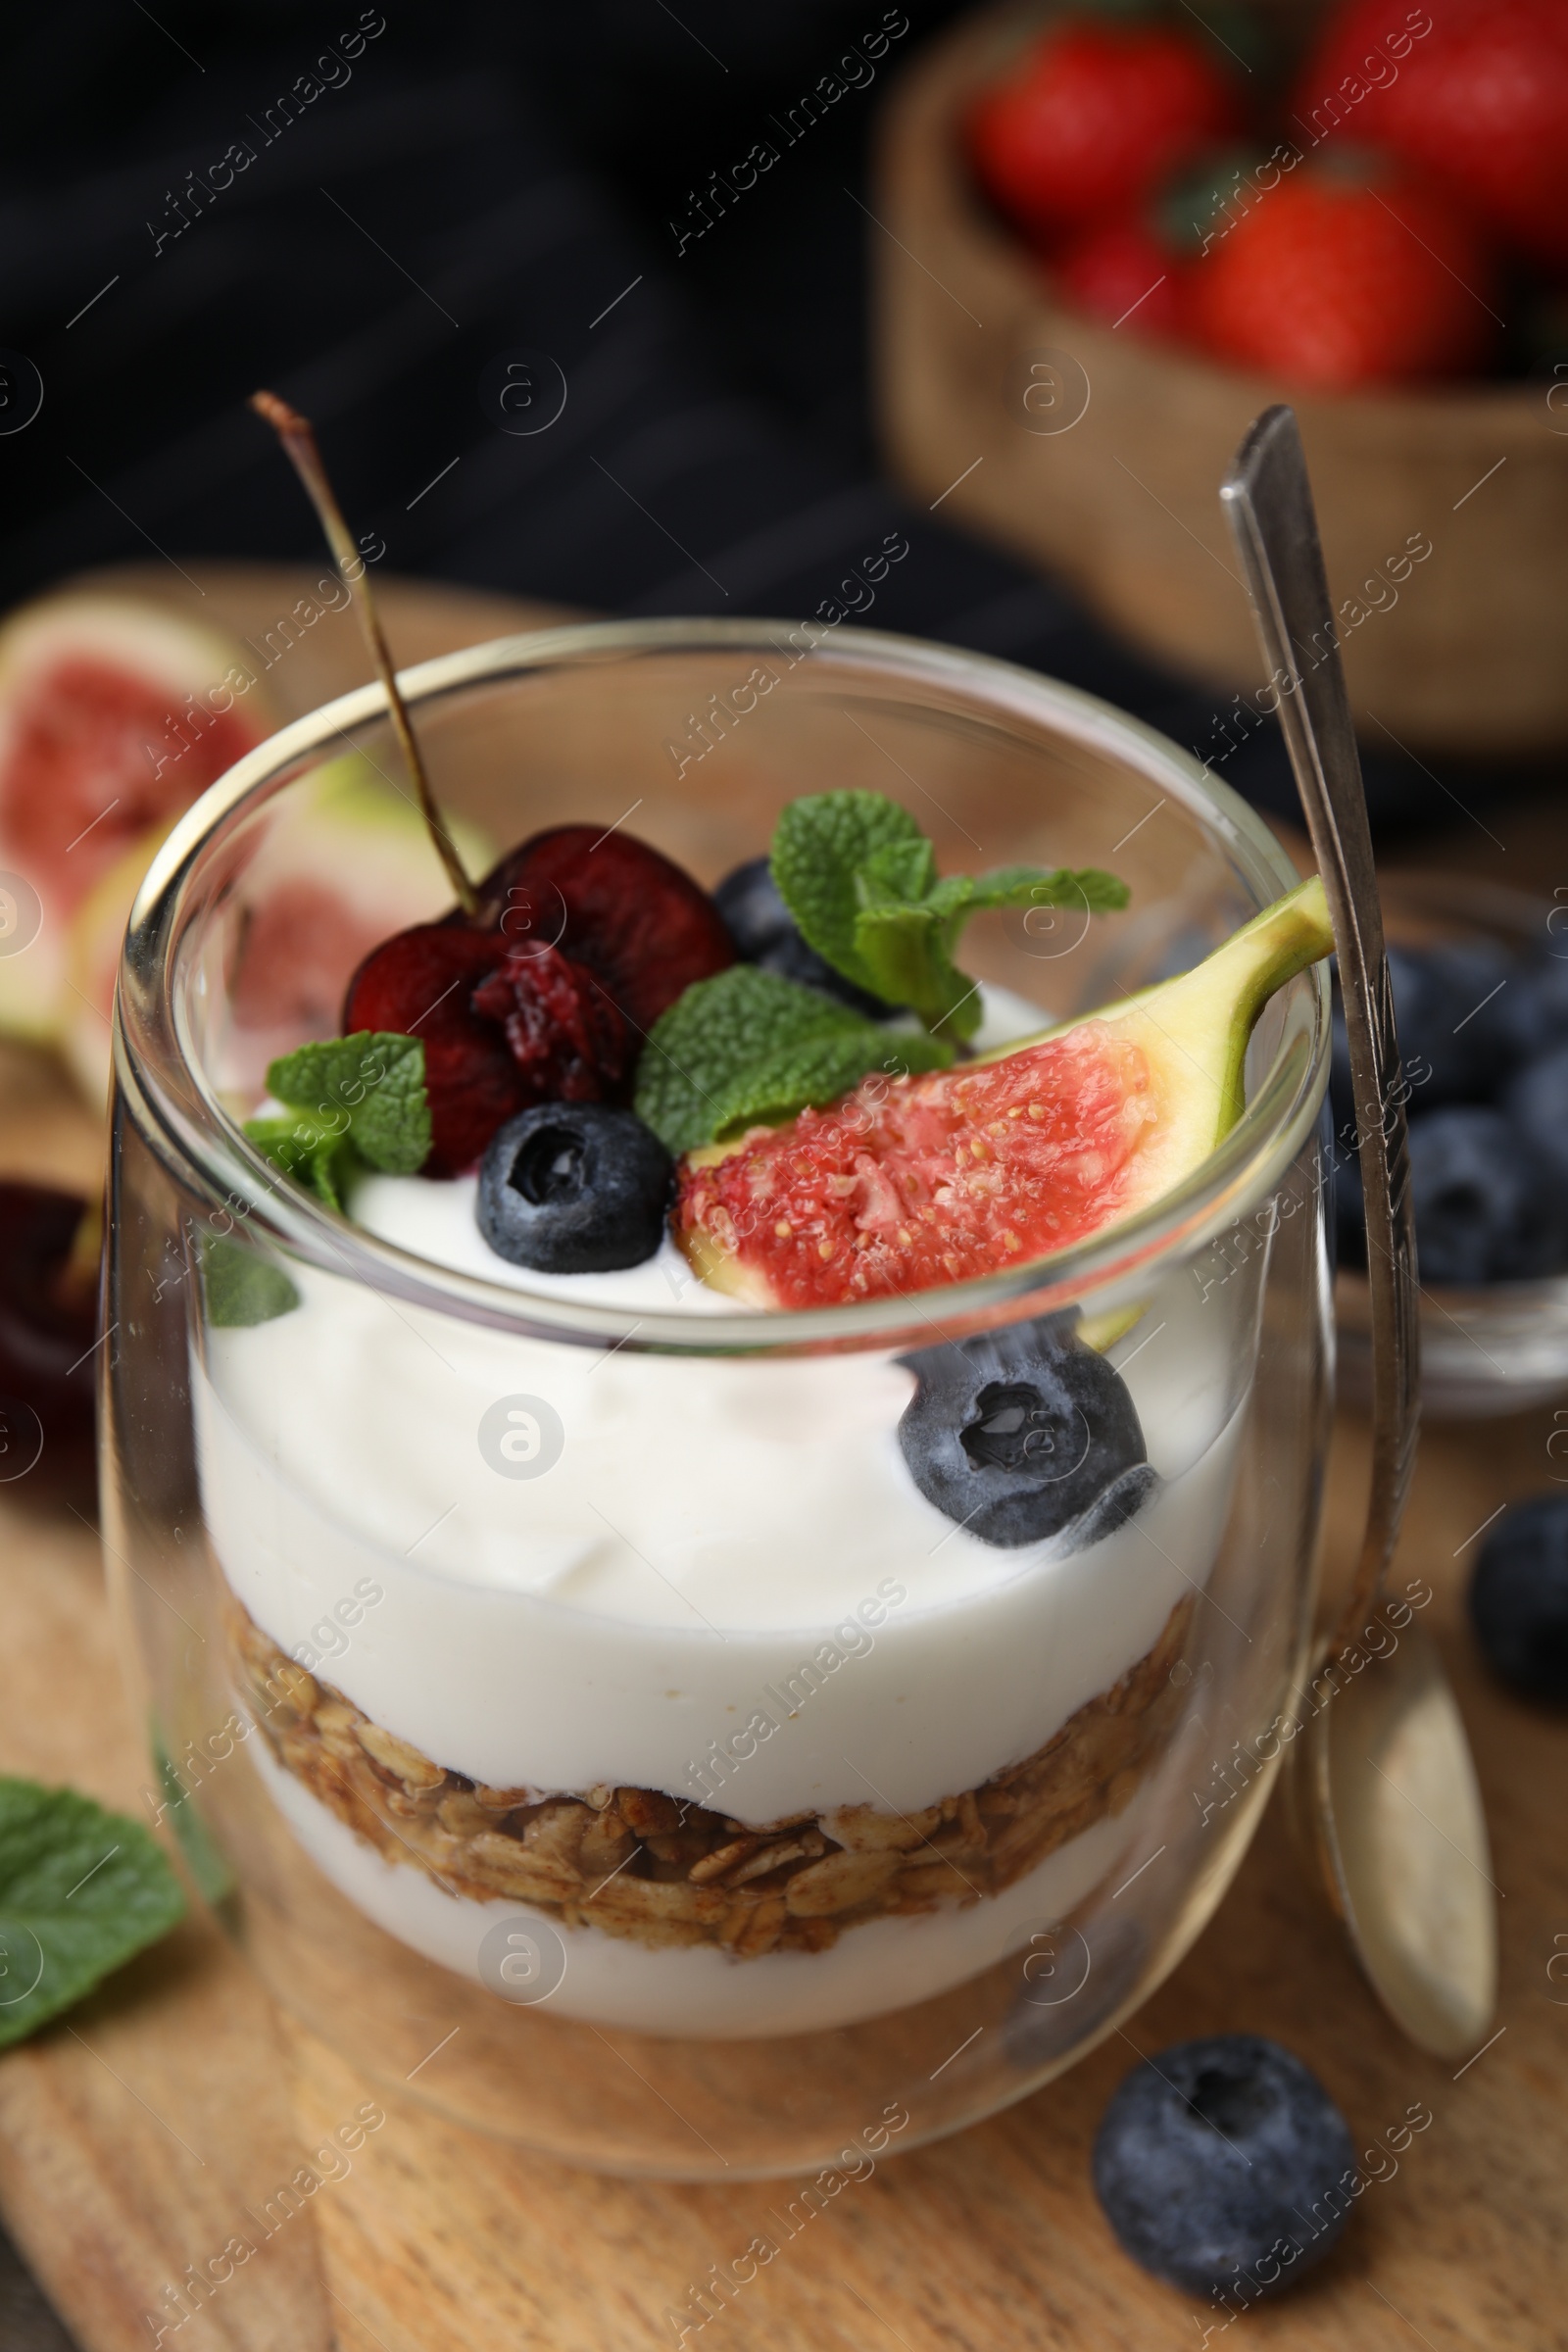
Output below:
[343,927,641,1176]
[345,826,731,1175]
[469,825,734,1033]
[0,1181,99,1505]
[344,924,524,1176]
[470,942,633,1105]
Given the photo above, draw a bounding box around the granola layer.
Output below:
[232,1594,1192,1958]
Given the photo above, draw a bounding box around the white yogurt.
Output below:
[196,980,1261,2029]
[198,1213,1251,1819]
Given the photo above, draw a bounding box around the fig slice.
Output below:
[0,595,274,1045]
[59,753,492,1103]
[676,876,1333,1308]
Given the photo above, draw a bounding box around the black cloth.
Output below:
[0,2,1508,831]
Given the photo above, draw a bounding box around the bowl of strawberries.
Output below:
[872,0,1568,755]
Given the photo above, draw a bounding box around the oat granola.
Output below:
[232,1594,1193,1958]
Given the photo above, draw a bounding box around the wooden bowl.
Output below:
[871,3,1568,757]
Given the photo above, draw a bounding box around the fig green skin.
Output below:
[976,874,1335,1144]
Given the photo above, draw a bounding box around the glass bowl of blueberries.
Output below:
[1334,871,1568,1418]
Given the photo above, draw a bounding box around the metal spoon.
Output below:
[1221,406,1496,2056]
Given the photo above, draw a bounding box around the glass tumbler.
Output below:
[106,620,1332,2178]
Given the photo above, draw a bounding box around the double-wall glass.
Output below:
[106,622,1332,2177]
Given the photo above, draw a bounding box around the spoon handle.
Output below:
[1220,406,1420,1650]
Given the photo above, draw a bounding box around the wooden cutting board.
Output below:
[0,569,1564,2352]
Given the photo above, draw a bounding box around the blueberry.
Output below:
[713,856,896,1017]
[477,1104,672,1274]
[898,1313,1154,1547]
[1389,940,1523,1107]
[1502,1042,1568,1183]
[1498,953,1568,1066]
[1407,1106,1563,1284]
[1092,2034,1356,2298]
[1469,1495,1568,1704]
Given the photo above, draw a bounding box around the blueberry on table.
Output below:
[714,856,897,1017]
[1092,2034,1356,2297]
[1407,1106,1563,1284]
[1329,941,1520,1138]
[898,1314,1154,1547]
[1386,940,1522,1106]
[1503,1043,1568,1184]
[1498,952,1568,1068]
[477,1104,673,1274]
[1469,1496,1568,1704]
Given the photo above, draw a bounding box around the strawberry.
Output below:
[1184,153,1494,388]
[1051,212,1186,336]
[1296,0,1568,267]
[969,11,1241,235]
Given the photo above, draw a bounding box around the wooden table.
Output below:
[0,569,1563,2352]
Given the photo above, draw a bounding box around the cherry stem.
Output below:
[248,389,479,919]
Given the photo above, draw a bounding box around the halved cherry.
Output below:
[471,941,632,1105]
[468,825,734,1034]
[344,924,523,1177]
[343,926,639,1175]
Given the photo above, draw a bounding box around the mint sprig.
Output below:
[635,967,953,1155]
[0,1778,186,2049]
[771,791,1129,1043]
[770,792,926,996]
[200,1237,299,1329]
[244,1032,431,1209]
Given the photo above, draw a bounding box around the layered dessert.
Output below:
[197,783,1330,2037]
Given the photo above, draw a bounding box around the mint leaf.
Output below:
[635,966,952,1153]
[858,834,937,906]
[966,866,1131,915]
[243,1115,353,1210]
[200,1237,299,1327]
[852,866,1130,1038]
[265,1035,430,1176]
[245,1032,431,1211]
[770,792,1129,1044]
[0,1778,186,2049]
[854,901,979,1039]
[771,792,924,999]
[713,1025,950,1143]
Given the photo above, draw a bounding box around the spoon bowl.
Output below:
[1299,1620,1496,2056]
